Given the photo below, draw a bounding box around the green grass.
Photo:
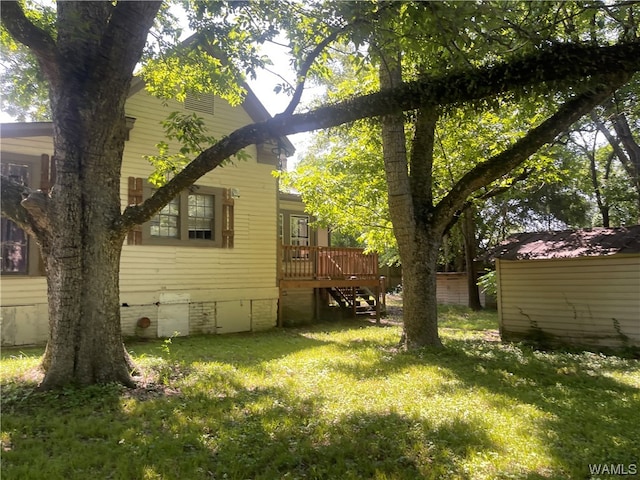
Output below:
[1,305,639,479]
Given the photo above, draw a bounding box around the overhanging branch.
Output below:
[282,27,347,116]
[119,41,640,231]
[433,73,632,230]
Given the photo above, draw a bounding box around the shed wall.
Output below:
[496,254,640,348]
[436,273,487,307]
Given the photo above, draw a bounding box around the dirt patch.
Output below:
[124,379,182,401]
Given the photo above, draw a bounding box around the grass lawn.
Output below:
[1,304,638,479]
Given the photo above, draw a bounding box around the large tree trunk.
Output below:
[378,52,443,349]
[0,1,163,389]
[38,91,134,389]
[40,231,132,388]
[398,229,444,349]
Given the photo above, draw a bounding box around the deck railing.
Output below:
[281,245,378,280]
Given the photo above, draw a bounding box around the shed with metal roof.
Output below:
[491,226,640,349]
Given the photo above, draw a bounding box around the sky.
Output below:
[0,4,314,170]
[246,43,314,169]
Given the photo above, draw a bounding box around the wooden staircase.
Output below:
[278,245,385,326]
[327,286,379,318]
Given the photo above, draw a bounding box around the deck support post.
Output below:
[351,286,357,318]
[375,283,381,324]
[277,285,283,327]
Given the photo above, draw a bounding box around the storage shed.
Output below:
[492,226,640,349]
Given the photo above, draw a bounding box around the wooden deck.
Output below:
[280,245,379,282]
[278,246,385,325]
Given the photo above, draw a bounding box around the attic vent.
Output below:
[184,92,214,115]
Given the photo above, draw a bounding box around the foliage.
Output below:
[0,1,55,120]
[285,92,597,262]
[281,119,395,256]
[2,0,639,385]
[477,270,497,297]
[2,311,639,479]
[144,111,250,186]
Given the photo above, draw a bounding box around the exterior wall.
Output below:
[496,254,640,348]
[1,89,280,346]
[436,273,487,307]
[278,193,329,247]
[1,135,54,346]
[279,288,316,326]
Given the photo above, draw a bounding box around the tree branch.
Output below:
[99,1,163,81]
[441,169,533,236]
[0,0,59,82]
[433,74,631,231]
[119,41,640,231]
[0,175,51,240]
[282,27,345,116]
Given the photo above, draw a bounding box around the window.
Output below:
[143,185,225,248]
[1,154,44,276]
[188,194,214,239]
[290,215,309,246]
[150,196,180,238]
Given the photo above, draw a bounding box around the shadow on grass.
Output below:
[326,332,639,478]
[2,317,637,479]
[2,356,495,480]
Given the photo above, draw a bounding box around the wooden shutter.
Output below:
[39,154,56,192]
[221,189,235,248]
[127,177,144,245]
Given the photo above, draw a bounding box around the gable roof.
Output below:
[1,81,295,157]
[491,226,640,260]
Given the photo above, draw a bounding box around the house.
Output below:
[492,226,640,349]
[0,80,295,346]
[1,81,384,346]
[277,192,384,326]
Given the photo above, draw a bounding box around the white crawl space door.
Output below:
[157,292,190,337]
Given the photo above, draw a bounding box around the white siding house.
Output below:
[493,226,640,349]
[1,82,294,346]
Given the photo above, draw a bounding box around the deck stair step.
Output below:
[327,286,377,317]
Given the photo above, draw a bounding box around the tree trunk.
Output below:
[461,206,482,311]
[38,108,134,388]
[398,230,444,349]
[0,1,163,389]
[378,51,443,349]
[40,231,133,388]
[36,56,136,388]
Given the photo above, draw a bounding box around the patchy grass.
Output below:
[1,307,638,480]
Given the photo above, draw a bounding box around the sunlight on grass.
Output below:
[2,307,638,479]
